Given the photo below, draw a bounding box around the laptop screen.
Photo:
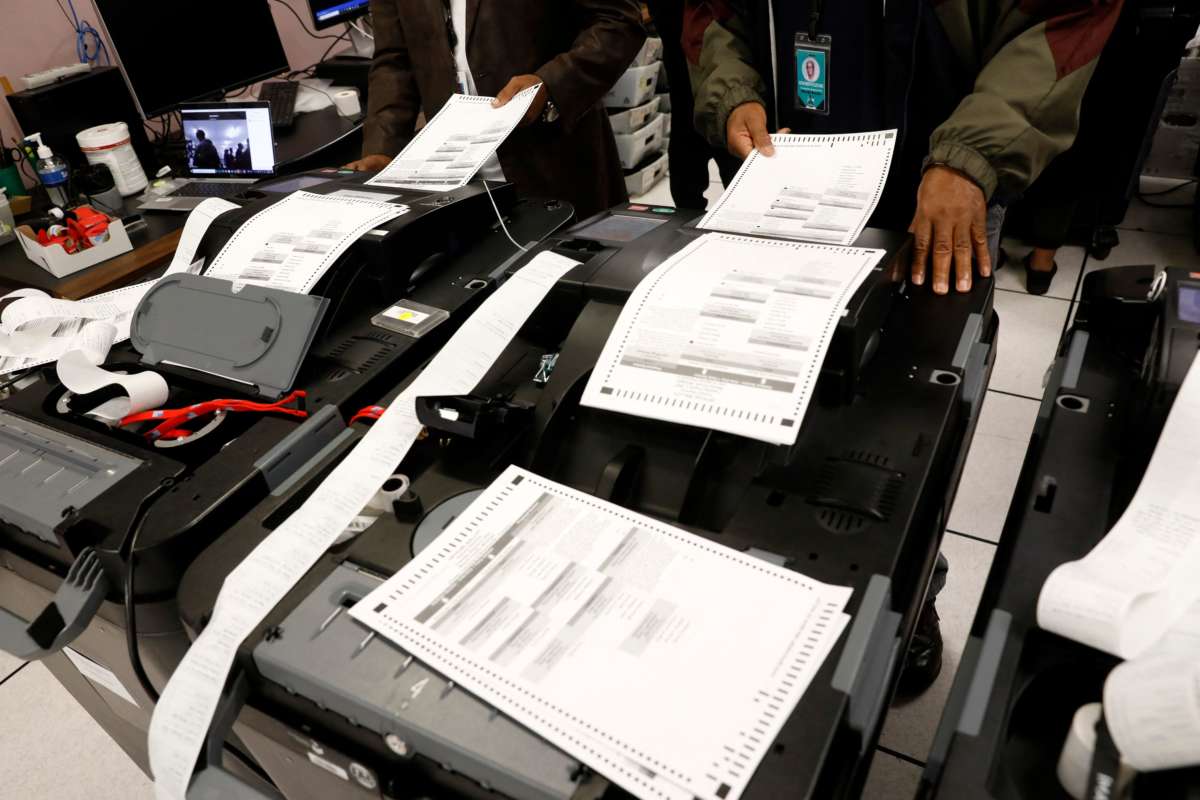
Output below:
[180,102,276,177]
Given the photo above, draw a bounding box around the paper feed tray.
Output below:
[130,275,329,399]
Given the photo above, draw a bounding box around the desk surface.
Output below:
[0,108,364,300]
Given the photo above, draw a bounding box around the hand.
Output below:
[726,102,773,159]
[492,75,548,127]
[344,154,393,172]
[908,165,992,294]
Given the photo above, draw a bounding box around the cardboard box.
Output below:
[16,216,133,278]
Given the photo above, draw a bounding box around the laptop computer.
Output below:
[139,101,276,211]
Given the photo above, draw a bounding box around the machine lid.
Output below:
[131,274,328,399]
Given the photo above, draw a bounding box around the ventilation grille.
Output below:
[808,450,904,535]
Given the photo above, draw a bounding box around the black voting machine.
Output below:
[172,201,999,800]
[920,264,1200,800]
[0,172,575,776]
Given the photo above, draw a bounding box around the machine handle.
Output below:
[830,574,902,753]
[0,547,107,660]
[186,671,284,800]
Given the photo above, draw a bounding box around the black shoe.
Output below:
[1023,251,1058,296]
[897,599,943,697]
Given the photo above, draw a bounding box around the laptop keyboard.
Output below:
[171,182,245,198]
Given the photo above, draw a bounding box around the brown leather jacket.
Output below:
[364,0,646,219]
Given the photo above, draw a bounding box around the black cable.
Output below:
[269,0,345,40]
[119,478,276,788]
[54,0,74,27]
[120,478,177,705]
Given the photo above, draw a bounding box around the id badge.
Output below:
[794,33,831,115]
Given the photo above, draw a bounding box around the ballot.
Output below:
[699,131,896,246]
[579,232,883,446]
[366,86,541,192]
[351,466,852,800]
[203,190,408,294]
[1037,358,1200,659]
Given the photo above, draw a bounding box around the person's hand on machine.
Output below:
[726,102,789,159]
[344,154,394,172]
[906,165,992,294]
[492,75,549,127]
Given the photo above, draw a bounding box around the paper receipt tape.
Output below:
[333,89,361,117]
[130,274,328,399]
[147,252,581,800]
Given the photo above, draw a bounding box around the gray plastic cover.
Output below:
[130,275,328,399]
[253,564,586,800]
[0,410,142,545]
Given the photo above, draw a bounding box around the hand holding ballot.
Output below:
[492,74,550,126]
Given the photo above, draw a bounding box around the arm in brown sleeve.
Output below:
[362,0,422,156]
[535,0,647,131]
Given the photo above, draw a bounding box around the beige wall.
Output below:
[0,0,339,181]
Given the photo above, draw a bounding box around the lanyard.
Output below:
[808,0,824,39]
[441,0,458,52]
[119,390,309,441]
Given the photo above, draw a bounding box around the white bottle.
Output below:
[0,188,14,246]
[31,133,70,207]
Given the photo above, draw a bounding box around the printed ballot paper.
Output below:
[1037,358,1200,659]
[351,466,851,800]
[366,86,541,191]
[580,232,883,446]
[203,190,408,294]
[699,131,896,246]
[148,251,581,800]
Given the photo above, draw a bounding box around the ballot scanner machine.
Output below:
[0,175,574,775]
[919,264,1200,800]
[174,203,999,800]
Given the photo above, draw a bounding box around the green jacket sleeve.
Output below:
[928,2,1123,201]
[691,11,767,151]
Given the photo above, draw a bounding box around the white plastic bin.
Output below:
[605,63,660,109]
[624,152,669,197]
[608,97,661,135]
[614,114,665,170]
[631,37,664,67]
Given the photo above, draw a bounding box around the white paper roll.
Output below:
[1058,703,1102,800]
[333,89,361,117]
[1058,702,1136,800]
[334,474,410,545]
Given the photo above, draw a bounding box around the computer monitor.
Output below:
[309,0,370,30]
[93,0,290,118]
[179,103,277,177]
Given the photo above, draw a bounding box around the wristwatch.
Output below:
[541,99,560,124]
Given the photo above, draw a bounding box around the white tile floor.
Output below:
[2,171,1197,799]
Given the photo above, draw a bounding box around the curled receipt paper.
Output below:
[147,251,582,800]
[1037,358,1200,659]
